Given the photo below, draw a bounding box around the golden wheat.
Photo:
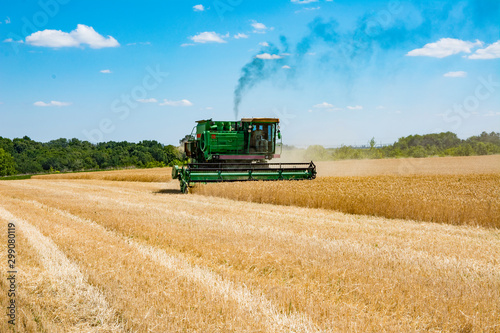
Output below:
[193,173,500,228]
[315,155,500,177]
[0,189,275,331]
[0,207,122,332]
[1,179,499,331]
[32,167,172,182]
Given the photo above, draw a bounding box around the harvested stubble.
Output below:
[0,207,122,333]
[0,179,499,332]
[32,167,172,182]
[193,173,500,228]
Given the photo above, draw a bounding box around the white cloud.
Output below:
[251,21,273,34]
[159,99,193,107]
[291,0,318,3]
[193,4,205,11]
[27,29,78,47]
[469,40,500,59]
[137,98,157,103]
[406,38,482,58]
[255,53,282,59]
[127,41,151,46]
[312,102,342,111]
[5,17,11,24]
[295,6,321,13]
[484,111,500,117]
[443,71,467,78]
[190,31,227,43]
[181,43,195,47]
[100,69,112,74]
[3,38,23,43]
[259,42,269,47]
[234,33,249,39]
[282,65,291,69]
[25,24,119,49]
[314,102,334,108]
[376,105,385,109]
[347,105,363,110]
[33,101,71,107]
[251,22,267,30]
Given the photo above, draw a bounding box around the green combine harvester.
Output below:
[172,118,316,193]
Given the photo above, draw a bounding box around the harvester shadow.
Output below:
[154,189,182,195]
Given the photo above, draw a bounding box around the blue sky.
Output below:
[0,0,499,147]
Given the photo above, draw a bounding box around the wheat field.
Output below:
[1,156,499,332]
[193,173,500,228]
[32,167,172,182]
[193,155,500,228]
[31,155,500,183]
[315,155,500,177]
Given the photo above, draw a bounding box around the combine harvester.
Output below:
[172,118,316,193]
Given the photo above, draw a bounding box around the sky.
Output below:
[0,0,499,147]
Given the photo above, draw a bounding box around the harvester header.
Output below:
[172,118,316,193]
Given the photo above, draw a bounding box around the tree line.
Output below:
[0,137,183,176]
[1,131,499,177]
[304,131,500,161]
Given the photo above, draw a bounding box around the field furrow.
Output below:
[0,214,74,333]
[0,207,123,333]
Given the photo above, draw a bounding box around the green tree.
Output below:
[369,137,376,149]
[474,142,488,155]
[0,148,16,176]
[455,143,475,156]
[164,145,182,164]
[408,146,427,158]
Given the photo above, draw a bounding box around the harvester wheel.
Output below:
[180,180,189,194]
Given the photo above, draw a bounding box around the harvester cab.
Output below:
[172,118,316,193]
